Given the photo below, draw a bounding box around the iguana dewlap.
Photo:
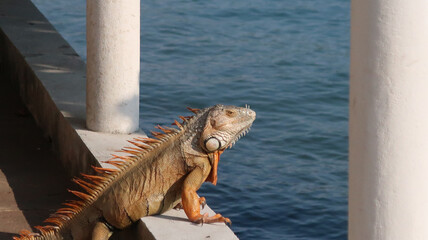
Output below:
[14,104,255,240]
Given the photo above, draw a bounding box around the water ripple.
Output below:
[31,0,350,239]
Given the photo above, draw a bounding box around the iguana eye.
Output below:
[204,137,221,152]
[225,110,237,117]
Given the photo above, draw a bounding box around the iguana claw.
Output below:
[199,197,206,209]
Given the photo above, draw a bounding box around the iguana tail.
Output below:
[13,202,102,240]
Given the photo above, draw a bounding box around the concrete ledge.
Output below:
[0,0,238,239]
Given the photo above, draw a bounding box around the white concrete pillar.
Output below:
[86,0,140,133]
[349,0,428,239]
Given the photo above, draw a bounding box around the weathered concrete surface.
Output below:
[0,0,238,239]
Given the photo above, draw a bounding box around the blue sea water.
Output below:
[31,0,350,239]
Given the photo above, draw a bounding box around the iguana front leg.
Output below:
[182,167,231,225]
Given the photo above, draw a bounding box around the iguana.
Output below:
[14,104,256,240]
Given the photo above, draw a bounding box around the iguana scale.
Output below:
[14,104,256,240]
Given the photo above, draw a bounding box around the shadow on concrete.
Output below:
[0,76,75,238]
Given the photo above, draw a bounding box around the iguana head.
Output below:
[187,104,255,185]
[199,104,256,153]
[180,104,255,184]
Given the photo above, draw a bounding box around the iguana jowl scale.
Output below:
[14,104,256,240]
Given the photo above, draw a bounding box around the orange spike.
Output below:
[65,199,83,205]
[34,225,54,235]
[179,116,187,122]
[150,130,162,136]
[75,178,96,188]
[151,131,166,139]
[50,213,70,221]
[81,173,106,183]
[127,140,149,149]
[117,149,140,155]
[91,167,104,174]
[124,146,144,152]
[34,226,45,234]
[186,107,200,114]
[72,178,96,193]
[19,230,32,236]
[44,217,62,225]
[56,211,73,218]
[138,137,161,143]
[14,229,38,240]
[103,160,125,168]
[62,202,82,209]
[173,120,183,128]
[155,125,173,133]
[56,208,75,214]
[111,154,133,161]
[68,190,91,200]
[92,166,118,174]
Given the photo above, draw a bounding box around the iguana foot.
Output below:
[193,213,231,226]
